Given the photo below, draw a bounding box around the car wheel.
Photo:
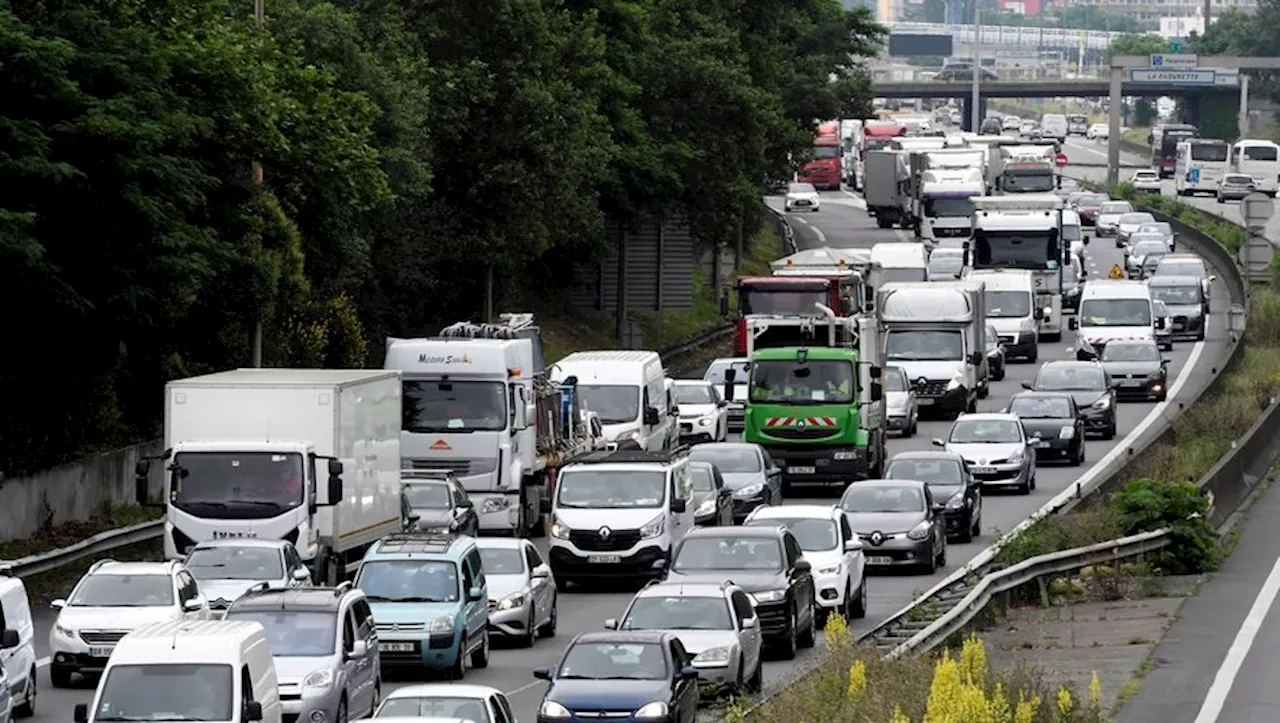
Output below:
[555,577,571,593]
[1027,346,1038,364]
[1074,442,1086,466]
[1105,419,1117,440]
[815,605,830,631]
[797,600,816,649]
[471,628,490,668]
[957,514,973,543]
[935,538,947,568]
[49,667,72,689]
[521,609,537,648]
[851,579,868,619]
[14,667,36,717]
[1018,472,1032,495]
[776,610,798,660]
[539,594,558,637]
[336,697,348,723]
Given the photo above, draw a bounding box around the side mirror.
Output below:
[718,487,732,497]
[327,476,343,506]
[349,639,369,659]
[534,667,553,681]
[1161,358,1170,366]
[459,498,475,509]
[1020,381,1033,390]
[245,702,263,722]
[328,458,344,477]
[604,618,618,630]
[741,617,758,629]
[870,380,883,402]
[644,407,660,426]
[670,498,687,513]
[51,599,66,610]
[724,368,737,383]
[1156,317,1166,330]
[844,539,863,552]
[0,628,18,649]
[1083,235,1091,245]
[406,513,421,529]
[467,586,485,602]
[931,438,945,448]
[1209,275,1217,282]
[540,498,552,514]
[75,704,89,723]
[794,559,812,573]
[532,567,551,579]
[967,351,983,366]
[292,567,312,582]
[1068,317,1079,330]
[134,474,149,506]
[183,597,205,612]
[679,666,700,680]
[717,399,728,408]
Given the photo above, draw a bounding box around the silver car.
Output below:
[1153,254,1214,305]
[184,539,313,616]
[936,413,1038,494]
[1116,212,1156,245]
[838,479,946,574]
[687,442,783,522]
[605,580,764,693]
[1125,238,1168,278]
[1148,275,1207,340]
[883,365,919,437]
[1135,221,1175,251]
[1096,201,1133,240]
[477,538,557,647]
[986,323,1006,381]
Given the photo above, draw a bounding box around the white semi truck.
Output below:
[384,314,600,536]
[136,369,402,584]
[910,149,987,243]
[988,143,1059,194]
[968,194,1066,342]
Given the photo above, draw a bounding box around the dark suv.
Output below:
[661,526,816,659]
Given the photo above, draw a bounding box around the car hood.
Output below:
[720,472,766,491]
[945,441,1026,463]
[57,605,183,631]
[554,507,665,531]
[988,317,1034,335]
[409,509,455,529]
[1097,213,1123,224]
[666,570,784,593]
[200,579,282,607]
[547,679,673,710]
[885,391,911,410]
[890,360,967,383]
[1101,361,1160,376]
[368,601,461,624]
[274,656,339,686]
[665,630,739,656]
[844,511,926,536]
[485,573,528,602]
[678,403,718,419]
[787,192,819,201]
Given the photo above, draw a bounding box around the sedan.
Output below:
[1129,169,1162,191]
[784,182,820,213]
[673,379,728,444]
[477,538,558,647]
[1004,392,1086,466]
[1096,201,1133,238]
[1025,361,1117,439]
[1074,193,1109,226]
[935,413,1037,495]
[1125,239,1169,279]
[838,479,946,573]
[689,461,734,527]
[884,365,919,437]
[884,451,981,543]
[687,443,782,521]
[744,505,868,623]
[1153,254,1215,305]
[1116,212,1156,245]
[1218,173,1256,202]
[1099,338,1169,402]
[1148,275,1207,341]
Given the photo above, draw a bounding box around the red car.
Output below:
[1074,193,1108,226]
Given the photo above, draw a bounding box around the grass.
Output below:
[1122,126,1150,147]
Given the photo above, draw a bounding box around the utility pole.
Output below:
[250,0,266,368]
[970,5,982,132]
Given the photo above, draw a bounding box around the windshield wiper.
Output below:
[363,595,394,602]
[557,674,594,679]
[391,596,452,603]
[177,501,228,508]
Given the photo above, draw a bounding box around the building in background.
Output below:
[1057,0,1253,23]
[1159,15,1206,37]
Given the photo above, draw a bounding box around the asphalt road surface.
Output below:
[22,180,1233,723]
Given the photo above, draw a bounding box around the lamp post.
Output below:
[251,0,266,367]
[971,4,982,132]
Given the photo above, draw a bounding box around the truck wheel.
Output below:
[966,396,977,414]
[876,217,892,229]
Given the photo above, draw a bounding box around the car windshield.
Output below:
[689,465,716,491]
[375,697,490,723]
[478,548,524,575]
[689,446,761,473]
[1100,202,1132,214]
[401,481,451,509]
[1037,365,1105,391]
[929,256,964,275]
[885,458,964,486]
[622,595,733,631]
[186,546,283,581]
[885,329,964,362]
[403,379,507,433]
[749,359,855,404]
[559,642,669,681]
[1009,397,1072,419]
[884,368,907,392]
[1155,262,1204,279]
[1101,343,1161,362]
[1119,213,1154,226]
[1151,283,1201,304]
[70,574,173,607]
[745,517,838,551]
[675,384,715,405]
[1080,299,1152,327]
[840,485,925,514]
[673,537,783,571]
[986,290,1032,318]
[948,419,1023,443]
[1137,224,1171,236]
[1132,242,1167,256]
[557,469,665,508]
[223,610,336,656]
[705,360,750,384]
[356,560,459,603]
[94,664,232,722]
[575,384,641,425]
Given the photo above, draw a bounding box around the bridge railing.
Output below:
[886,22,1126,51]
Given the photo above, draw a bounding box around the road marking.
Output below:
[505,680,545,697]
[812,226,827,243]
[792,216,807,225]
[1192,555,1280,722]
[839,188,869,210]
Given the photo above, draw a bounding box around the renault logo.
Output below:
[599,526,611,539]
[870,531,884,545]
[796,419,807,429]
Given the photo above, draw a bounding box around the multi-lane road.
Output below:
[22,165,1235,723]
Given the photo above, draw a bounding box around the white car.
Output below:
[183,538,313,617]
[1095,200,1133,239]
[934,413,1038,495]
[703,357,749,431]
[743,505,868,623]
[1002,115,1021,131]
[0,570,36,719]
[49,560,211,687]
[476,538,558,647]
[784,182,820,213]
[673,379,729,444]
[884,365,919,436]
[1086,123,1109,140]
[1129,169,1162,191]
[1116,212,1156,245]
[373,683,517,722]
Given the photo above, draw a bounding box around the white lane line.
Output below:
[1193,555,1280,722]
[505,680,546,697]
[792,216,808,225]
[812,226,827,244]
[840,188,869,210]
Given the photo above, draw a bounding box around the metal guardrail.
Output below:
[3,520,164,578]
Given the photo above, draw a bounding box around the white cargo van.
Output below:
[1069,280,1162,360]
[870,242,928,284]
[550,351,676,451]
[0,569,36,718]
[1041,114,1068,142]
[966,269,1041,362]
[76,620,281,723]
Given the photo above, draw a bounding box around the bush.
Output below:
[1112,479,1221,574]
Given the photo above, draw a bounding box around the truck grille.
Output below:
[911,378,950,397]
[407,459,470,474]
[569,528,641,552]
[80,631,127,645]
[764,428,839,441]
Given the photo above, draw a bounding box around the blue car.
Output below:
[534,631,700,723]
[354,533,489,679]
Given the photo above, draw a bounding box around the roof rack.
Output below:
[566,445,690,466]
[87,559,118,573]
[375,532,461,555]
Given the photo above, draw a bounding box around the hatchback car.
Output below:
[49,560,211,687]
[1125,238,1169,279]
[1099,338,1169,402]
[985,323,1007,382]
[476,538,558,647]
[687,443,782,521]
[534,632,700,723]
[183,539,313,616]
[1153,254,1215,304]
[703,358,749,431]
[884,451,981,542]
[784,182,820,213]
[884,365,919,437]
[400,471,480,536]
[1129,169,1162,191]
[1004,392,1086,466]
[374,683,517,723]
[1096,201,1133,238]
[1116,212,1156,245]
[606,580,763,693]
[1218,173,1256,202]
[935,413,1038,495]
[1148,275,1207,340]
[1002,115,1022,131]
[1135,221,1176,250]
[744,505,867,623]
[673,380,728,444]
[688,460,734,527]
[1086,123,1109,140]
[1025,361,1117,439]
[1075,193,1109,225]
[838,479,945,573]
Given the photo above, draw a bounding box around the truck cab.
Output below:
[878,282,988,419]
[969,194,1066,342]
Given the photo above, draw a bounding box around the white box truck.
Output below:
[135,369,402,584]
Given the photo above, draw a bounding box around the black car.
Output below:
[533,631,700,723]
[688,460,734,527]
[884,451,982,543]
[663,526,816,659]
[1098,338,1169,402]
[1024,361,1117,439]
[399,471,480,536]
[980,117,1003,135]
[1004,392,1086,466]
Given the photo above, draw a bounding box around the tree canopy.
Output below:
[0,0,882,474]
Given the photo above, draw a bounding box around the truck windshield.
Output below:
[1001,169,1055,193]
[171,451,304,516]
[357,560,459,603]
[556,470,665,508]
[924,197,973,218]
[95,664,232,722]
[748,360,855,404]
[878,268,927,283]
[739,287,829,315]
[575,384,640,425]
[974,232,1058,270]
[1079,299,1152,327]
[812,146,840,159]
[985,291,1032,318]
[223,610,337,656]
[885,330,964,362]
[403,380,507,432]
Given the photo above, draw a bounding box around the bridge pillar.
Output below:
[961,96,987,132]
[1184,93,1202,127]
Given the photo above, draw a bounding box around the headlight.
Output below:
[639,515,665,540]
[945,372,964,391]
[1059,426,1075,439]
[832,450,859,461]
[907,521,931,540]
[1092,397,1111,410]
[946,493,964,509]
[1008,449,1025,465]
[628,430,644,444]
[55,624,75,638]
[497,593,526,611]
[818,563,843,575]
[635,702,670,719]
[695,646,731,664]
[695,499,716,517]
[302,669,335,689]
[429,615,455,633]
[734,483,764,498]
[698,416,713,428]
[482,497,509,514]
[549,517,570,540]
[751,589,787,604]
[540,701,571,718]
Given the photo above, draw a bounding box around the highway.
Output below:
[20,174,1233,723]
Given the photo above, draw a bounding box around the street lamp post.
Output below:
[251,0,266,368]
[971,5,982,132]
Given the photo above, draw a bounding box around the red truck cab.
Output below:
[734,276,859,355]
[797,122,843,191]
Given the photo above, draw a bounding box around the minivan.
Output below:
[550,351,676,451]
[1041,114,1068,142]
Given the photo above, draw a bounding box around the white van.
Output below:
[1062,208,1087,262]
[1041,114,1068,142]
[1068,280,1162,360]
[547,448,695,588]
[550,351,676,451]
[0,568,36,718]
[966,269,1041,362]
[76,620,281,723]
[1229,139,1280,195]
[870,242,928,284]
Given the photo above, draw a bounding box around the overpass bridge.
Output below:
[873,77,1241,99]
[885,22,1126,53]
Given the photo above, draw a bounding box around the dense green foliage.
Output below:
[1,0,882,475]
[1112,479,1220,574]
[1186,7,1280,140]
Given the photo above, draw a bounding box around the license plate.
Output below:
[788,466,816,474]
[89,647,114,658]
[1121,380,1143,387]
[381,642,415,653]
[1036,441,1052,448]
[866,556,892,565]
[589,555,621,564]
[972,466,996,474]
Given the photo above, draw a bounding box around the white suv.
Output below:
[743,505,867,625]
[49,560,211,687]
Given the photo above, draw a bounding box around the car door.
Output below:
[1070,398,1085,444]
[838,515,865,594]
[711,466,733,526]
[488,693,512,723]
[452,483,478,536]
[338,607,363,711]
[669,463,695,540]
[349,599,378,713]
[0,593,15,688]
[760,449,782,500]
[668,639,699,721]
[523,543,552,626]
[465,550,489,650]
[642,385,662,451]
[782,534,813,625]
[730,590,762,674]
